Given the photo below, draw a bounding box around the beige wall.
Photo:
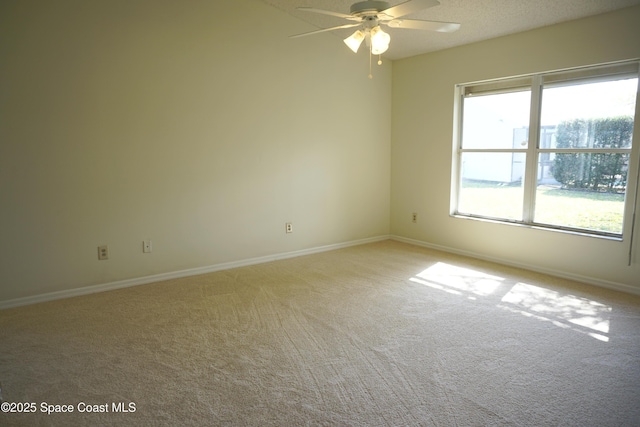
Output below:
[391,6,640,291]
[0,0,392,303]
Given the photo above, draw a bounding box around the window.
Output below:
[453,61,640,238]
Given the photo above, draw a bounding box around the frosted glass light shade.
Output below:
[370,26,390,55]
[343,30,365,53]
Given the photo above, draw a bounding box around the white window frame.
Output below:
[451,60,640,243]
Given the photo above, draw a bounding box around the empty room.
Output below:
[1,0,640,425]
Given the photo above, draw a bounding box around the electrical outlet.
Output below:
[98,245,109,260]
[143,240,152,253]
[412,212,418,223]
[285,222,293,233]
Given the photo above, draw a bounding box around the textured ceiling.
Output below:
[260,0,640,60]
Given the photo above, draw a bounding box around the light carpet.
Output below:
[1,240,640,426]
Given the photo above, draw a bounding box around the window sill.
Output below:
[450,213,624,242]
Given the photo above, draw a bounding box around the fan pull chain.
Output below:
[378,55,382,65]
[368,46,373,79]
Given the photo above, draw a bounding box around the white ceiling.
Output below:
[260,0,640,60]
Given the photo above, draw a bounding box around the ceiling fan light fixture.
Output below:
[343,29,365,53]
[370,26,390,55]
[292,1,461,77]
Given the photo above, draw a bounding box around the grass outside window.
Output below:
[459,181,625,234]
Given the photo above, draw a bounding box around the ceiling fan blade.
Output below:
[296,7,359,21]
[381,0,440,19]
[386,18,460,32]
[289,23,361,39]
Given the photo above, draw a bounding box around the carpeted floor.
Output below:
[1,240,639,426]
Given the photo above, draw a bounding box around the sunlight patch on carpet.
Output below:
[408,262,612,342]
[500,282,612,342]
[410,262,504,297]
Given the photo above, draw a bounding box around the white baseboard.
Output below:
[391,235,640,296]
[5,234,636,310]
[0,235,391,310]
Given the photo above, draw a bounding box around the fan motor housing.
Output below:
[350,1,390,16]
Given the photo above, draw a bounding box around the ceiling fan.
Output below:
[290,0,460,75]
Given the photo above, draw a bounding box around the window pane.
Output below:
[540,78,637,149]
[462,91,531,149]
[458,152,525,220]
[535,77,636,235]
[535,153,629,234]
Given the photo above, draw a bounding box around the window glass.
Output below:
[533,78,636,233]
[461,91,531,149]
[459,152,525,221]
[535,153,630,233]
[540,79,637,144]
